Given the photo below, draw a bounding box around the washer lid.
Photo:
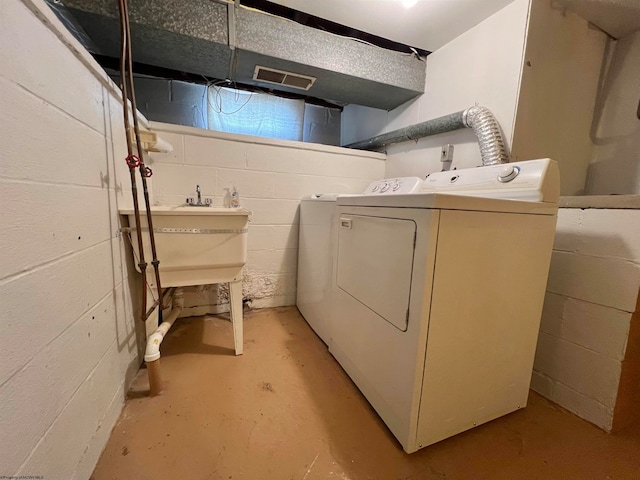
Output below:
[301,193,340,202]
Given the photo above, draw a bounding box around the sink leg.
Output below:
[229,280,243,355]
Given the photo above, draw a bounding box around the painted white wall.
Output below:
[341,0,531,179]
[532,208,640,431]
[511,1,608,196]
[148,123,386,314]
[0,0,146,477]
[586,30,640,195]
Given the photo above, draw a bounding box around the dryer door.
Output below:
[336,215,416,331]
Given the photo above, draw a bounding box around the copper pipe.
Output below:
[117,0,147,321]
[143,298,161,322]
[121,0,164,305]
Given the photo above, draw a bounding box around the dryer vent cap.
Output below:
[253,66,316,90]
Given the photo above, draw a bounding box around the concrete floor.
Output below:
[92,307,640,480]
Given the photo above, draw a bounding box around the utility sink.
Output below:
[119,205,251,355]
[120,206,251,287]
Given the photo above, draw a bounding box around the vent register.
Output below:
[253,66,316,90]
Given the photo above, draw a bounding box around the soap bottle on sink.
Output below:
[231,186,240,208]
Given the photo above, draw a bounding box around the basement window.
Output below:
[107,73,341,146]
[207,87,304,142]
[206,85,341,145]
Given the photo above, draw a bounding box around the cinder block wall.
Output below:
[147,122,386,313]
[0,1,148,477]
[532,208,640,431]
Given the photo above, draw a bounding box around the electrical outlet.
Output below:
[440,144,454,163]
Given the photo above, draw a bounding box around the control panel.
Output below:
[419,158,559,202]
[362,177,424,195]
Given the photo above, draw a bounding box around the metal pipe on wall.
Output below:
[345,105,509,166]
[117,0,163,322]
[345,111,466,151]
[121,0,163,306]
[117,0,148,321]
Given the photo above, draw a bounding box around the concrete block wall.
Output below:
[532,208,640,431]
[147,122,386,314]
[0,0,148,477]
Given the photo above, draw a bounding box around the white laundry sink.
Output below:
[120,206,251,288]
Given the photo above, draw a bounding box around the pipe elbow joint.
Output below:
[144,287,184,363]
[144,331,164,363]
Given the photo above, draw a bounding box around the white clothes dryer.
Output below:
[329,159,560,453]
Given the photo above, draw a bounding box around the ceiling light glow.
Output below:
[402,0,418,7]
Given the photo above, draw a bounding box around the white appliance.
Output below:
[330,159,560,453]
[297,194,339,344]
[297,178,423,344]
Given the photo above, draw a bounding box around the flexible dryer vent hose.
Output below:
[462,105,509,166]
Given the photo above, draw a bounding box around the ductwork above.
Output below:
[59,0,427,110]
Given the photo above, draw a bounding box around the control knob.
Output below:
[497,165,519,183]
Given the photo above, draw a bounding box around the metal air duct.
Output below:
[346,105,509,166]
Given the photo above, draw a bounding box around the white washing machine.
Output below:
[297,178,423,344]
[330,159,560,453]
[297,194,339,344]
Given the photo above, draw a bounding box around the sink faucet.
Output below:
[186,185,212,207]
